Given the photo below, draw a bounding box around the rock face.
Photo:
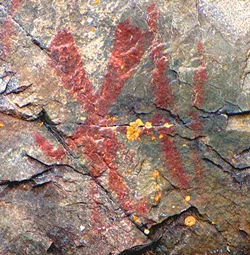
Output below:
[1,0,250,254]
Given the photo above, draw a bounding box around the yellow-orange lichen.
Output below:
[159,134,164,139]
[184,216,196,227]
[155,183,161,191]
[133,215,140,223]
[152,170,160,179]
[154,192,161,204]
[151,136,156,141]
[185,195,191,202]
[163,122,173,128]
[108,116,117,121]
[0,122,4,128]
[145,121,152,129]
[126,119,144,140]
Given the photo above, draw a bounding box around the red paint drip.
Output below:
[48,30,96,114]
[95,20,149,116]
[34,132,66,160]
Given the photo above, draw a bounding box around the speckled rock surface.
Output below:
[1,0,250,254]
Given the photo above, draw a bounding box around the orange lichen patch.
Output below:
[120,65,124,70]
[185,195,191,202]
[127,169,132,174]
[108,116,117,121]
[0,122,5,128]
[212,221,215,225]
[132,215,141,224]
[126,119,144,140]
[145,121,152,129]
[159,134,164,139]
[135,119,144,126]
[91,26,96,32]
[154,191,161,204]
[155,183,161,191]
[39,122,44,127]
[152,170,160,178]
[151,136,156,141]
[94,0,100,4]
[163,122,173,128]
[184,216,196,227]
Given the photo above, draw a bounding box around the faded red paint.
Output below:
[147,3,160,32]
[148,3,174,109]
[34,132,66,160]
[48,30,96,114]
[147,4,189,188]
[47,17,152,218]
[150,45,174,108]
[95,20,150,116]
[89,181,108,233]
[192,41,208,108]
[189,41,208,184]
[0,0,23,57]
[192,68,208,108]
[161,132,190,189]
[9,0,23,14]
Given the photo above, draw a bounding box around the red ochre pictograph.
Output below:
[1,1,209,231]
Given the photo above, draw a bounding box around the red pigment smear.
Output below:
[9,0,23,15]
[192,41,208,108]
[68,125,149,214]
[150,44,174,108]
[146,5,189,188]
[89,181,107,234]
[0,0,23,57]
[147,3,174,108]
[189,42,208,186]
[34,132,66,160]
[0,20,13,58]
[147,3,160,32]
[48,30,96,114]
[189,111,203,135]
[151,114,190,189]
[192,148,203,185]
[48,19,152,216]
[161,135,190,189]
[95,20,150,116]
[192,68,208,108]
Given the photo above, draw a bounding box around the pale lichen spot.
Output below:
[163,122,173,128]
[145,121,152,129]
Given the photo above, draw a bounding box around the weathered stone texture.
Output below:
[1,0,250,254]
